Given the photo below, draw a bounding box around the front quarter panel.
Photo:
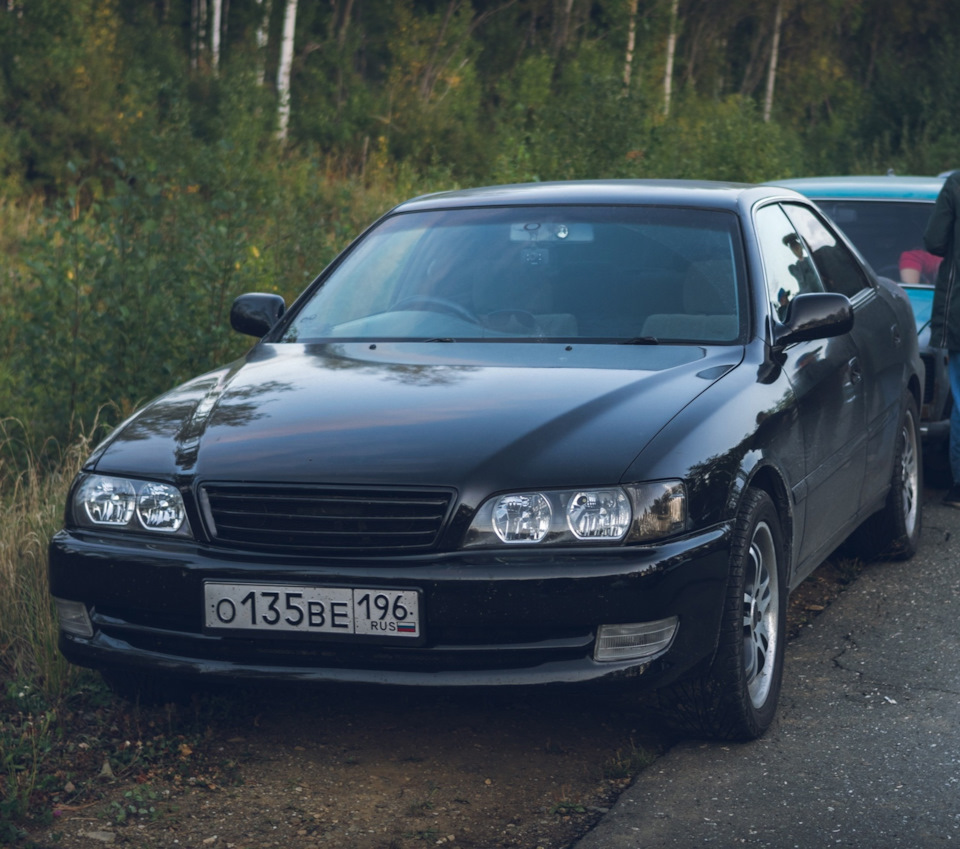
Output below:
[621,342,803,581]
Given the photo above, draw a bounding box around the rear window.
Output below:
[813,199,938,284]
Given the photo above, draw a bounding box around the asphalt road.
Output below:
[575,488,960,848]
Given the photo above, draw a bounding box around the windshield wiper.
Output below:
[423,337,456,343]
[618,336,660,345]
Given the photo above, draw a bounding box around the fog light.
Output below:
[54,597,94,638]
[595,617,678,662]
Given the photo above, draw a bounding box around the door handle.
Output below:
[848,357,863,385]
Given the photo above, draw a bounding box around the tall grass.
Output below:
[0,421,96,835]
[0,419,91,701]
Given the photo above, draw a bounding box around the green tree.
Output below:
[0,0,129,192]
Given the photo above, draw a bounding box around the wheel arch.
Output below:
[907,371,922,419]
[736,461,795,585]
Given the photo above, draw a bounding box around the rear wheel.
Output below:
[848,394,922,561]
[665,488,787,741]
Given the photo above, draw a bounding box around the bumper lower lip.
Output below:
[49,525,731,690]
[60,630,676,688]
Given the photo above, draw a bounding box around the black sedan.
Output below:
[49,181,923,740]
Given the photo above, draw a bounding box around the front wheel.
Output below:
[665,488,787,741]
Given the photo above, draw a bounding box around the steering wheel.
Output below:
[876,263,902,280]
[392,295,479,324]
[482,309,543,335]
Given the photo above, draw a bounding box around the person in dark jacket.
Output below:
[924,170,960,506]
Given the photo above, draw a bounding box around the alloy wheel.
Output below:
[900,409,920,539]
[742,520,779,710]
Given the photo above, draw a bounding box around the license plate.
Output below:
[203,582,421,639]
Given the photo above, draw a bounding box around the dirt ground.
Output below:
[22,558,858,849]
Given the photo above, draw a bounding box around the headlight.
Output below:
[464,481,686,547]
[73,474,191,536]
[566,489,631,539]
[493,493,553,543]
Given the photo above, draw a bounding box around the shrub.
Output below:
[642,94,807,182]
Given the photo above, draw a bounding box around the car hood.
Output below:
[88,342,744,490]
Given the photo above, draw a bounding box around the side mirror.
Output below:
[230,293,286,338]
[774,292,853,348]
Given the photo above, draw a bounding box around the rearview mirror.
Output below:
[230,293,286,338]
[774,292,853,347]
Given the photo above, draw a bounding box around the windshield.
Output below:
[812,199,939,285]
[281,206,746,344]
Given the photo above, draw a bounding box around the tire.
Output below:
[848,394,922,561]
[663,488,787,741]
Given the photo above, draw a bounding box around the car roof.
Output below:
[392,180,802,213]
[768,175,945,202]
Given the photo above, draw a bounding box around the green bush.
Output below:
[643,94,807,182]
[0,142,452,448]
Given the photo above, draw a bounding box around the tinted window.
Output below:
[814,199,937,282]
[282,206,747,343]
[755,204,823,321]
[783,204,870,298]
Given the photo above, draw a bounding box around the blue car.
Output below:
[771,176,951,470]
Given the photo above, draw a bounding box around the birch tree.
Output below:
[277,0,298,141]
[763,0,782,122]
[191,0,207,70]
[257,0,271,84]
[211,0,222,71]
[622,0,639,88]
[663,0,679,115]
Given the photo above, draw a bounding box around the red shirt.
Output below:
[899,249,942,277]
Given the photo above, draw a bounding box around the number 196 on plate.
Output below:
[203,582,421,639]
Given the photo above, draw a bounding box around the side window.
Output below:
[754,204,823,321]
[782,203,871,298]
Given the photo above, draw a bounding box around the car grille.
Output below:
[200,484,455,555]
[921,353,936,404]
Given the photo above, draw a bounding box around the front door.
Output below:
[754,203,867,565]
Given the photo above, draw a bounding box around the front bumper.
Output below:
[49,525,731,690]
